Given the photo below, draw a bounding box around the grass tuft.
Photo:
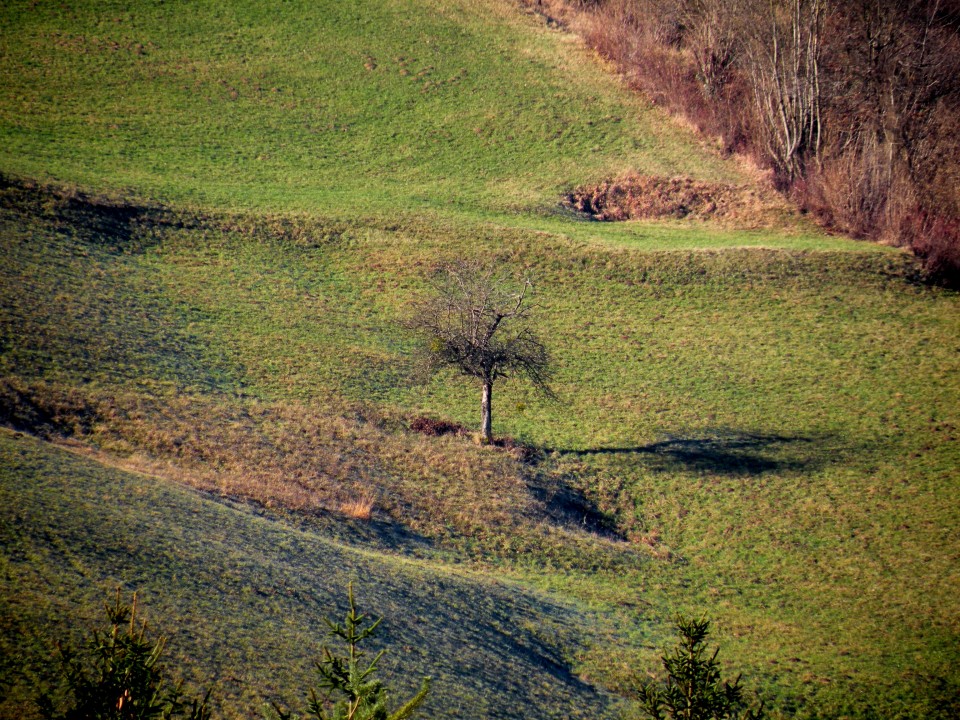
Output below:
[340,491,376,521]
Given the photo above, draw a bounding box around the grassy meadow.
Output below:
[1,1,959,719]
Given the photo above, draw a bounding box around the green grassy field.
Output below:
[2,0,959,719]
[0,428,622,719]
[0,0,730,212]
[1,0,841,244]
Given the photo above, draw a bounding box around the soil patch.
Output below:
[565,174,791,226]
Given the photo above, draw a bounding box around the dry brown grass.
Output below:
[565,173,791,227]
[0,377,544,542]
[340,491,376,520]
[0,377,638,571]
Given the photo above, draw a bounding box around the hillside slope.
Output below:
[3,172,959,719]
[0,428,621,719]
[1,0,959,718]
[0,0,817,243]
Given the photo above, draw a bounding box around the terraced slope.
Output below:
[1,0,959,718]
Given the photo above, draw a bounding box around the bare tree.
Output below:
[741,0,826,181]
[678,0,738,99]
[825,0,960,232]
[407,261,554,444]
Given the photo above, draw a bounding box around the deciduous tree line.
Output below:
[533,0,960,284]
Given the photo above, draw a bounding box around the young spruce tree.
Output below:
[276,583,430,720]
[637,615,764,720]
[37,588,211,720]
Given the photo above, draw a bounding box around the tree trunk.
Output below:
[480,380,492,444]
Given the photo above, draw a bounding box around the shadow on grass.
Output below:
[0,431,617,719]
[271,504,439,558]
[555,430,831,476]
[524,431,831,540]
[526,471,623,538]
[0,173,175,253]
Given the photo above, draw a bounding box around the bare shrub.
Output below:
[409,416,468,437]
[903,211,960,288]
[800,145,899,238]
[566,174,788,225]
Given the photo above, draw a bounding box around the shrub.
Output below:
[408,416,467,437]
[542,0,960,287]
[904,211,960,289]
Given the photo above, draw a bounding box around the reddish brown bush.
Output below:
[576,0,754,156]
[408,415,540,461]
[566,173,788,226]
[903,211,960,288]
[409,416,468,437]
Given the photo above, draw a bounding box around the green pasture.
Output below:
[2,0,829,244]
[2,184,958,718]
[1,0,958,718]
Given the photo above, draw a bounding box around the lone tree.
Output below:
[637,615,764,720]
[408,261,554,444]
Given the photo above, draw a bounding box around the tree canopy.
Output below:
[407,261,553,443]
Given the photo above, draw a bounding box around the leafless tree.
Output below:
[741,0,826,181]
[678,0,738,98]
[825,0,960,230]
[407,262,554,444]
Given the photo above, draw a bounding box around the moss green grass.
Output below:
[0,0,733,212]
[1,0,958,717]
[3,0,842,247]
[2,183,958,718]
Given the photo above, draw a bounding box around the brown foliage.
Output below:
[571,0,754,154]
[0,378,576,545]
[409,415,469,437]
[902,211,960,288]
[566,173,787,225]
[532,0,960,286]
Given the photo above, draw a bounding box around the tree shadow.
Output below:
[523,430,841,540]
[525,471,623,538]
[1,173,180,253]
[554,429,832,477]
